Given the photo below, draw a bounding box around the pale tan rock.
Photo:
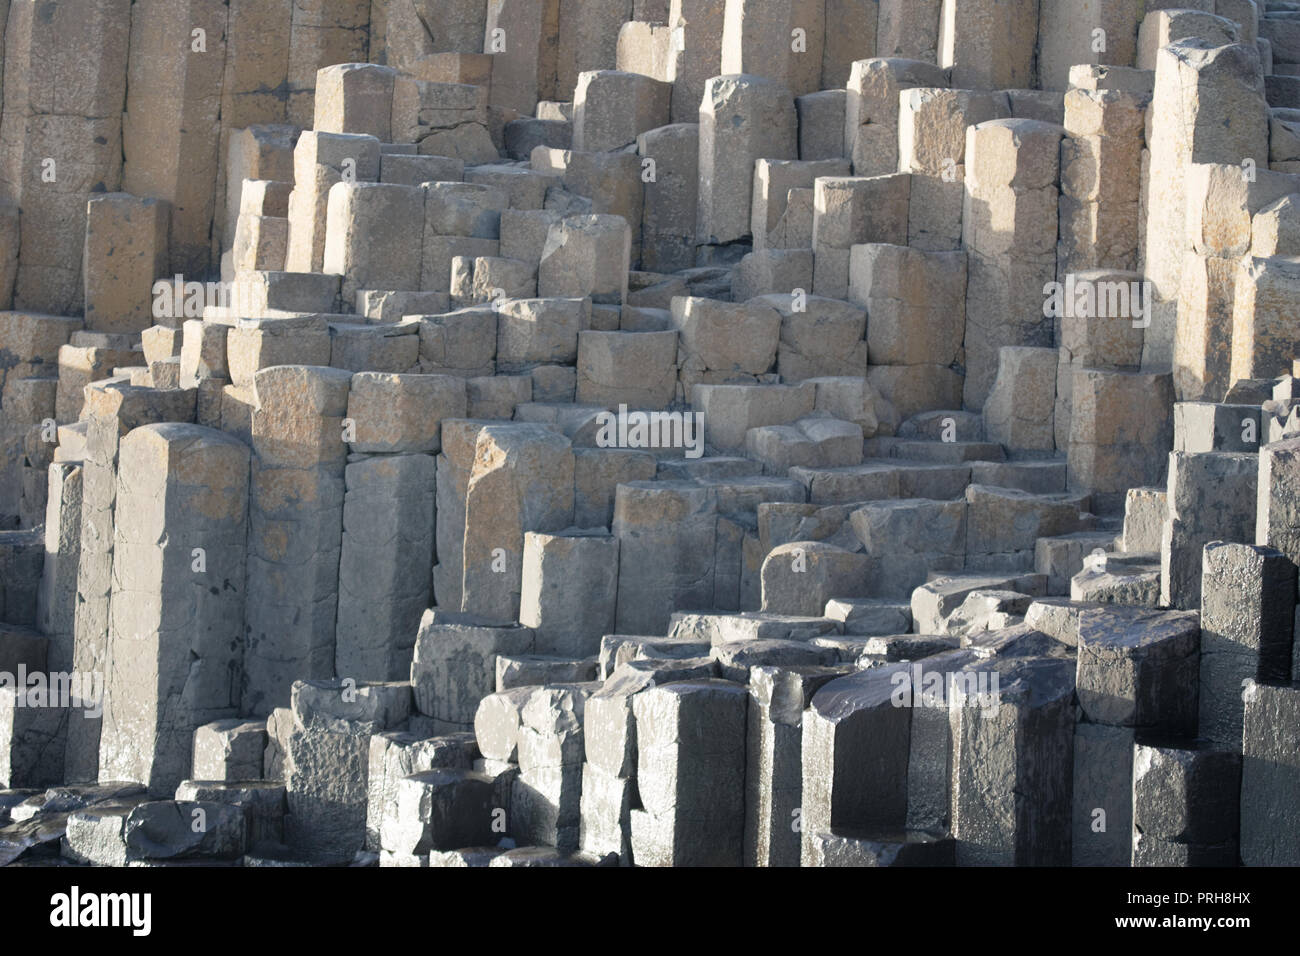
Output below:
[1143,40,1269,367]
[1137,9,1238,71]
[845,58,947,177]
[323,182,426,305]
[83,194,170,335]
[961,118,1063,410]
[576,330,678,408]
[983,346,1058,453]
[720,0,825,98]
[698,75,798,245]
[314,63,397,141]
[1037,0,1144,92]
[672,296,782,391]
[285,131,382,274]
[939,0,1039,91]
[538,215,631,305]
[461,424,575,624]
[666,0,725,122]
[1232,255,1300,384]
[573,70,672,152]
[849,243,966,367]
[1252,194,1300,257]
[346,372,467,454]
[638,123,699,273]
[227,316,332,388]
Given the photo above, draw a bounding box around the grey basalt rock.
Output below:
[1074,605,1200,734]
[800,662,914,859]
[746,664,851,867]
[630,680,748,866]
[122,800,247,861]
[804,830,956,867]
[1240,681,1300,866]
[948,654,1077,866]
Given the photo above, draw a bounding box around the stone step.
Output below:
[1069,550,1161,606]
[1034,530,1122,596]
[866,436,1007,463]
[788,460,973,504]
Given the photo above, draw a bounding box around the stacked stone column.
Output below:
[0,0,129,314]
[241,366,352,716]
[98,423,249,796]
[66,381,197,781]
[1143,40,1269,371]
[334,372,465,682]
[961,118,1063,409]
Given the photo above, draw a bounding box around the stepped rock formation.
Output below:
[0,0,1298,872]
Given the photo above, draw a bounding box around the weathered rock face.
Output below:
[4,0,1298,874]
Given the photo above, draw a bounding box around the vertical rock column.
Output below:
[579,664,710,864]
[98,423,250,796]
[800,663,912,859]
[35,461,83,674]
[938,0,1040,91]
[379,0,488,71]
[1258,437,1300,571]
[1178,164,1300,401]
[334,371,465,681]
[1058,73,1149,278]
[460,423,575,624]
[1051,262,1146,452]
[666,0,725,123]
[1199,542,1295,749]
[1072,606,1200,864]
[1231,254,1300,388]
[322,182,427,306]
[1159,452,1258,609]
[484,0,561,117]
[1131,740,1242,865]
[241,365,352,717]
[962,118,1063,409]
[1036,0,1144,92]
[66,381,197,782]
[218,126,296,277]
[284,131,382,275]
[221,0,292,131]
[0,312,82,525]
[844,58,947,178]
[432,420,492,611]
[1143,40,1269,369]
[512,684,595,852]
[630,680,748,866]
[950,654,1077,866]
[877,0,941,61]
[697,75,798,251]
[720,0,826,99]
[1066,368,1174,512]
[519,529,619,657]
[284,679,412,861]
[212,0,295,270]
[821,0,878,90]
[0,0,131,314]
[1240,681,1300,865]
[613,481,717,634]
[745,664,849,867]
[899,88,1009,252]
[83,194,171,335]
[637,123,699,273]
[556,0,634,99]
[334,455,436,683]
[284,0,370,126]
[122,0,230,277]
